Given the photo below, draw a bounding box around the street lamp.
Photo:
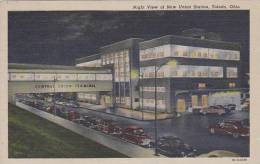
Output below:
[139,73,144,120]
[154,59,177,156]
[53,75,57,116]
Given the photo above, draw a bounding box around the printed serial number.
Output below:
[232,158,247,162]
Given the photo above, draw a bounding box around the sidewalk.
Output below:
[79,102,174,120]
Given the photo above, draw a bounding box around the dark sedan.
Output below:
[201,105,231,115]
[157,136,197,157]
[208,119,249,138]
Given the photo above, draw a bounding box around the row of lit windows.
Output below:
[101,50,129,66]
[140,44,240,61]
[109,50,132,105]
[140,98,166,109]
[140,87,166,92]
[77,93,97,100]
[116,96,130,105]
[140,65,238,78]
[8,73,112,81]
[101,50,131,83]
[140,82,236,91]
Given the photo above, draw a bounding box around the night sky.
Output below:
[8,10,249,72]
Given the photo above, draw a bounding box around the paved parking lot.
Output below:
[74,107,249,156]
[18,96,250,157]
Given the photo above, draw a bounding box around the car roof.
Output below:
[223,120,242,124]
[160,136,180,140]
[127,125,143,129]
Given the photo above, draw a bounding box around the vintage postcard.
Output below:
[0,0,260,164]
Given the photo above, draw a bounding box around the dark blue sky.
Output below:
[8,10,249,72]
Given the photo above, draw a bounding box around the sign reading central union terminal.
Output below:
[35,83,96,89]
[8,81,112,94]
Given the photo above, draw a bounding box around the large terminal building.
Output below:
[75,31,242,115]
[9,29,246,117]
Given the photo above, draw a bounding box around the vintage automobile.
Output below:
[208,119,249,138]
[72,118,86,125]
[83,117,102,129]
[55,108,68,118]
[45,105,55,113]
[65,101,80,108]
[200,105,230,115]
[120,126,153,147]
[67,110,80,121]
[100,121,123,136]
[24,101,36,107]
[95,119,113,131]
[224,104,236,111]
[157,136,197,157]
[81,115,92,127]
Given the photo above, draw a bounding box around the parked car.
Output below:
[208,119,250,138]
[81,115,93,127]
[37,104,48,111]
[199,150,240,157]
[241,118,249,128]
[56,101,66,105]
[100,121,123,136]
[192,106,204,114]
[157,136,197,157]
[45,106,55,113]
[24,101,35,107]
[65,101,80,108]
[241,101,250,111]
[68,110,80,121]
[72,118,86,125]
[224,104,236,111]
[83,117,101,129]
[96,119,114,132]
[33,102,45,109]
[200,105,230,115]
[120,126,153,147]
[56,108,69,119]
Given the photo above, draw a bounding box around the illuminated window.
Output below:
[9,73,34,81]
[183,51,188,57]
[141,65,223,78]
[78,74,95,81]
[96,74,112,81]
[226,67,238,78]
[142,98,166,109]
[209,66,223,78]
[56,74,77,81]
[142,87,166,92]
[198,83,206,89]
[175,51,179,57]
[35,74,56,81]
[229,82,236,88]
[140,45,170,61]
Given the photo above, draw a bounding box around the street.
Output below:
[17,95,249,157]
[75,107,249,157]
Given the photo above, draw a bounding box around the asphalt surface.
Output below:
[75,107,249,157]
[17,96,250,157]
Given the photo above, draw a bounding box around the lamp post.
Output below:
[53,75,57,116]
[153,60,177,156]
[139,73,144,120]
[154,64,159,156]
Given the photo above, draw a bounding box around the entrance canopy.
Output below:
[8,63,113,103]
